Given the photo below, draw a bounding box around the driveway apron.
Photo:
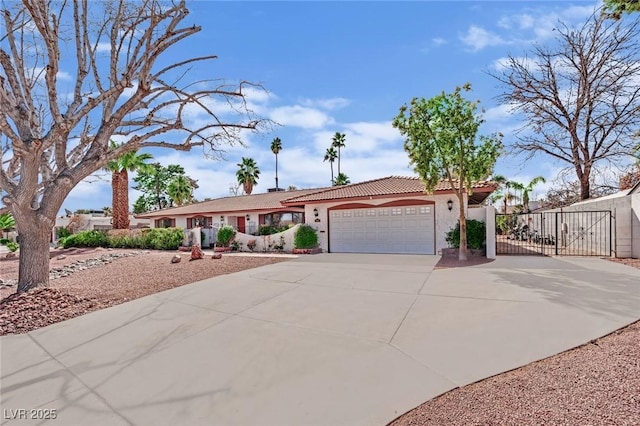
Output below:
[2,254,640,426]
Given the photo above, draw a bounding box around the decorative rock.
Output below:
[211,253,222,260]
[5,253,16,259]
[171,255,182,264]
[56,255,67,260]
[190,245,204,261]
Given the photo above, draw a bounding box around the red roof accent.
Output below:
[282,176,496,204]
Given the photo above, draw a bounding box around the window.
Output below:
[391,208,402,215]
[366,210,376,216]
[419,206,431,214]
[331,211,341,218]
[354,210,365,217]
[405,207,416,215]
[263,212,303,227]
[155,218,174,228]
[342,211,353,217]
[378,209,389,216]
[187,216,212,229]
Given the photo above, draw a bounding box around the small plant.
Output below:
[247,239,257,251]
[294,224,318,249]
[445,219,486,250]
[230,240,243,251]
[56,227,72,240]
[217,225,236,247]
[5,241,19,252]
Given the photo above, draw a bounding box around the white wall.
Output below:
[545,196,633,258]
[305,194,466,254]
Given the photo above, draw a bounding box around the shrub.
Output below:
[5,241,19,252]
[445,219,486,250]
[56,227,72,239]
[141,228,185,250]
[61,230,109,248]
[294,224,318,249]
[217,225,236,247]
[108,234,140,249]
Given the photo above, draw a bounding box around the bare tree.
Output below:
[0,0,268,292]
[492,11,640,200]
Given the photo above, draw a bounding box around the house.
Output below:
[135,176,497,255]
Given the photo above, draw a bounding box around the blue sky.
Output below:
[62,0,605,213]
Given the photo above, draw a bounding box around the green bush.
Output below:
[5,241,19,252]
[61,228,184,250]
[140,228,185,250]
[217,225,236,247]
[294,224,318,249]
[445,219,486,250]
[258,224,289,235]
[56,227,72,239]
[61,230,109,248]
[0,238,10,245]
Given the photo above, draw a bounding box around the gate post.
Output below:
[486,206,496,259]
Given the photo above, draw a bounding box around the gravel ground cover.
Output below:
[0,248,288,335]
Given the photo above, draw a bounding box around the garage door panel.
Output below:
[329,204,434,255]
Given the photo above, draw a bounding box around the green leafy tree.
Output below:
[323,147,338,184]
[333,172,351,186]
[167,175,194,206]
[236,157,260,195]
[393,84,503,261]
[133,164,197,212]
[603,0,640,19]
[271,137,283,190]
[105,142,153,229]
[331,132,346,175]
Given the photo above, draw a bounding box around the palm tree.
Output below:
[271,137,282,190]
[521,176,546,212]
[236,157,260,195]
[323,146,338,184]
[106,142,153,229]
[167,175,194,206]
[508,181,525,211]
[331,132,346,175]
[333,172,350,186]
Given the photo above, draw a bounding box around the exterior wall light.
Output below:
[447,199,453,211]
[246,214,250,221]
[220,215,224,222]
[313,208,319,217]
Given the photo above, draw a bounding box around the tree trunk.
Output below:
[17,222,52,293]
[580,175,590,200]
[337,147,341,176]
[275,154,279,190]
[243,181,253,195]
[458,194,468,261]
[112,170,130,229]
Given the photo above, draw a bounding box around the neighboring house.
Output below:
[52,213,150,243]
[541,182,640,258]
[135,176,497,255]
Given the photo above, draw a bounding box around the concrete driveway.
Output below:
[2,254,640,426]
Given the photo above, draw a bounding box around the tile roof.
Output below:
[282,176,497,203]
[135,176,497,218]
[135,187,325,218]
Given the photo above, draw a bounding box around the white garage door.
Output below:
[329,205,435,254]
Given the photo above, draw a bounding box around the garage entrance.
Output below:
[329,204,435,254]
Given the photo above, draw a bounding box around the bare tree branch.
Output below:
[491,11,640,199]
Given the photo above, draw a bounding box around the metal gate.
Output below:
[496,211,612,256]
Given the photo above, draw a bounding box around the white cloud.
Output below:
[460,26,507,52]
[95,42,111,53]
[431,37,447,46]
[301,97,350,111]
[269,105,334,129]
[483,104,514,122]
